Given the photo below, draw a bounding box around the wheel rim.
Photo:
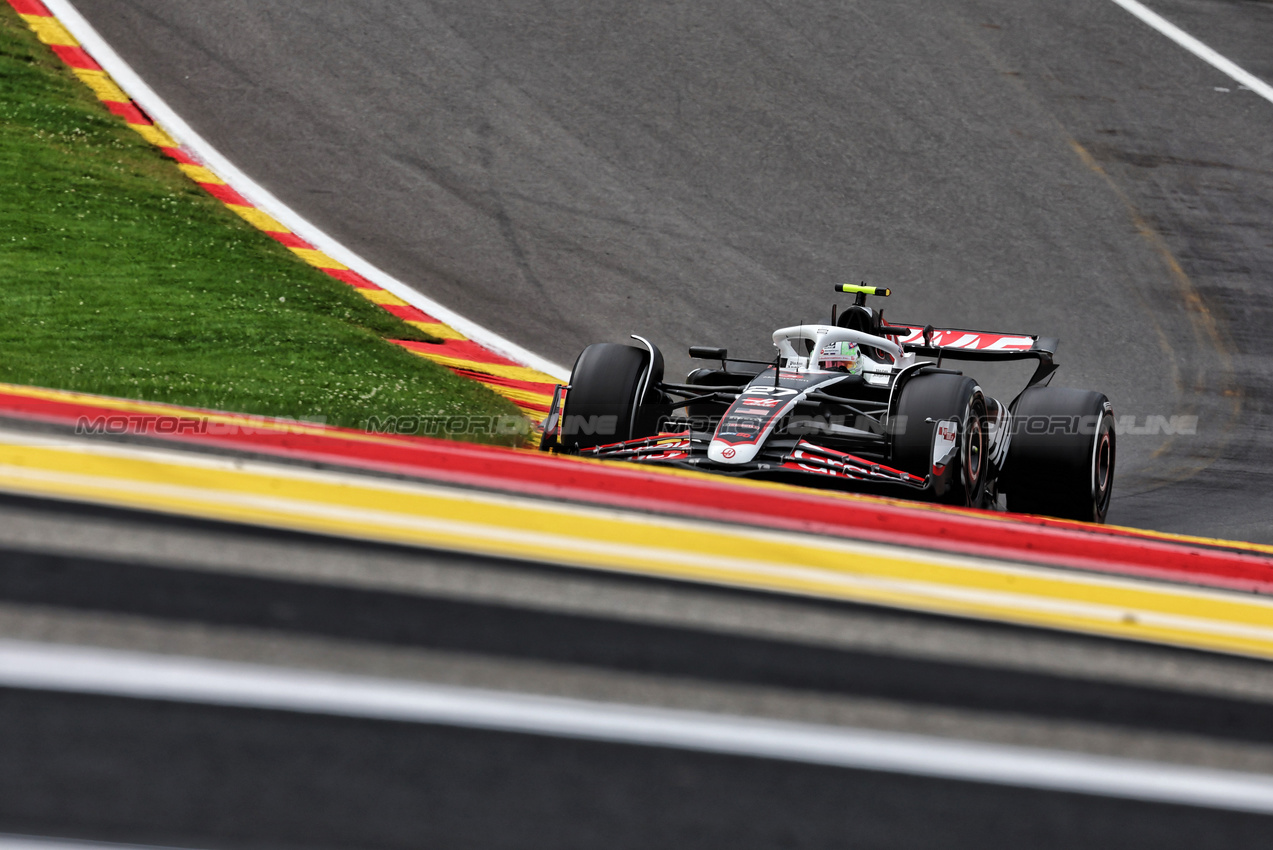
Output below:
[1096,432,1112,494]
[962,397,986,507]
[1089,411,1116,520]
[966,417,983,488]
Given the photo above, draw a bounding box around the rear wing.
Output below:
[829,285,1057,379]
[884,324,1059,386]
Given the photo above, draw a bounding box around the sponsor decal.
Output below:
[894,328,1034,351]
[713,394,792,447]
[931,418,959,475]
[721,447,737,459]
[790,448,837,476]
[633,450,690,462]
[744,386,798,397]
[783,443,924,485]
[715,414,766,445]
[711,371,834,449]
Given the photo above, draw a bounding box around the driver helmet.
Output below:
[821,340,863,374]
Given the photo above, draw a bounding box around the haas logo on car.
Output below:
[721,447,737,459]
[741,396,782,408]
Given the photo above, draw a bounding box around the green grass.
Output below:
[0,6,528,444]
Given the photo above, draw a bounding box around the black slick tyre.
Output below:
[560,343,660,452]
[892,372,988,507]
[1003,387,1115,523]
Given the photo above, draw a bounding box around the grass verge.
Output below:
[0,5,528,444]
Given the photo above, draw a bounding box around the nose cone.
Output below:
[708,440,761,464]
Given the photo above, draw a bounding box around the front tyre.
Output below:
[1003,388,1116,523]
[560,343,661,452]
[892,373,988,508]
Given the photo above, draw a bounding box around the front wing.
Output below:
[581,433,929,490]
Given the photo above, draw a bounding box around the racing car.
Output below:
[539,284,1115,523]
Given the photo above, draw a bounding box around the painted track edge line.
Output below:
[0,838,196,850]
[1108,0,1273,105]
[41,0,569,381]
[4,639,1273,814]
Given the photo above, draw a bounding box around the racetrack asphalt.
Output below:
[60,0,1273,540]
[5,688,1272,850]
[4,494,1273,849]
[8,2,1273,845]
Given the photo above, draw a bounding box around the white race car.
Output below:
[541,284,1115,523]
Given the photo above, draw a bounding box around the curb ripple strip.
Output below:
[6,0,563,423]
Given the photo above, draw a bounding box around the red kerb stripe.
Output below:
[1,387,1270,593]
[381,304,433,323]
[394,338,520,367]
[50,45,102,70]
[9,0,53,16]
[200,183,250,206]
[267,231,311,249]
[449,372,560,396]
[104,100,152,125]
[323,269,379,289]
[161,147,198,165]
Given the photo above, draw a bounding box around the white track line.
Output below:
[1108,0,1273,105]
[45,0,569,381]
[0,839,193,850]
[4,640,1273,814]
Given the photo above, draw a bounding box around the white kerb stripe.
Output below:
[3,640,1273,814]
[45,0,569,381]
[1108,0,1273,105]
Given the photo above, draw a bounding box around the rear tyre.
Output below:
[892,373,988,507]
[560,343,661,451]
[1004,387,1115,523]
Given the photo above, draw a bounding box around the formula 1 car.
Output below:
[540,284,1116,523]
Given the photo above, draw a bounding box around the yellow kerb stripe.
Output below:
[22,15,78,46]
[289,248,349,270]
[226,205,290,233]
[357,288,409,307]
[130,123,178,148]
[515,406,549,422]
[71,69,128,104]
[2,380,1270,559]
[406,350,561,383]
[3,438,1273,660]
[407,321,467,341]
[491,385,557,408]
[177,163,226,186]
